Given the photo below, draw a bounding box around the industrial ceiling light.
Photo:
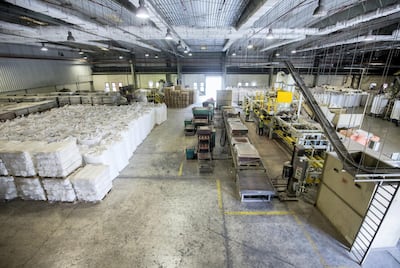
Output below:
[145,53,149,57]
[231,50,236,56]
[136,0,149,19]
[247,40,253,49]
[83,55,88,59]
[40,43,48,51]
[184,47,189,53]
[67,31,75,41]
[176,40,182,49]
[78,49,84,55]
[291,50,297,54]
[275,52,280,57]
[200,45,207,50]
[313,0,327,17]
[165,29,173,40]
[154,54,159,58]
[119,55,124,59]
[266,29,274,39]
[188,52,192,56]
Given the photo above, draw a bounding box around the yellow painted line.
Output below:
[216,179,223,210]
[224,211,293,216]
[293,213,327,267]
[178,161,183,176]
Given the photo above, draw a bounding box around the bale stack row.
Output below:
[164,86,195,108]
[0,103,168,202]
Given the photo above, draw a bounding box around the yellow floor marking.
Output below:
[293,213,327,267]
[216,179,223,210]
[178,161,183,176]
[224,211,293,216]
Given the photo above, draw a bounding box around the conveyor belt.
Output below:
[284,60,400,175]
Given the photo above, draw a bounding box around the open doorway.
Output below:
[205,76,222,101]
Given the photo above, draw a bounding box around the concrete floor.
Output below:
[0,105,399,268]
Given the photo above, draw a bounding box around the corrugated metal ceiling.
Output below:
[150,0,250,27]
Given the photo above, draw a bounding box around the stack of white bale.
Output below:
[69,164,112,201]
[0,103,168,202]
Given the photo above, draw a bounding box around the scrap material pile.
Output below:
[0,103,167,202]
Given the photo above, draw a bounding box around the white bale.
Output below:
[69,164,112,202]
[42,178,76,202]
[0,159,8,176]
[34,139,82,178]
[0,141,45,177]
[0,176,18,200]
[15,177,47,201]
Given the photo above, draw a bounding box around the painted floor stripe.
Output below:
[178,161,183,176]
[293,213,327,267]
[216,179,223,210]
[224,211,293,216]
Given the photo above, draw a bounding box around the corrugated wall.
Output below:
[0,58,92,93]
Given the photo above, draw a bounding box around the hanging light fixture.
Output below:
[266,29,274,39]
[184,47,189,53]
[313,0,327,17]
[119,55,124,59]
[238,46,242,53]
[154,54,159,58]
[145,53,149,57]
[188,52,192,56]
[275,52,280,57]
[232,50,236,56]
[247,40,253,49]
[67,31,75,41]
[40,43,48,51]
[165,29,173,40]
[176,40,182,49]
[83,55,88,60]
[78,49,84,55]
[136,0,149,19]
[291,50,297,54]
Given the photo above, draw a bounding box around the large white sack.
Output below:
[42,178,76,202]
[0,176,18,200]
[69,164,112,202]
[15,177,47,201]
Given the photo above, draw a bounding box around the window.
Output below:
[245,82,249,87]
[105,82,110,92]
[111,83,117,92]
[118,82,123,88]
[251,82,257,87]
[193,82,198,90]
[148,80,154,88]
[238,82,242,87]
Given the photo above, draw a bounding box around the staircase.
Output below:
[350,183,399,264]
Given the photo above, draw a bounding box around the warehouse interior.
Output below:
[1,0,400,267]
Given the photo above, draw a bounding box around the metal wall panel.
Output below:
[0,58,92,93]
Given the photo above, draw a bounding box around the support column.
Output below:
[177,57,182,85]
[269,67,274,88]
[129,56,137,90]
[222,53,227,90]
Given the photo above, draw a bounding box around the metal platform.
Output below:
[236,170,275,202]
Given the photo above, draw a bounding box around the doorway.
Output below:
[205,76,222,101]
